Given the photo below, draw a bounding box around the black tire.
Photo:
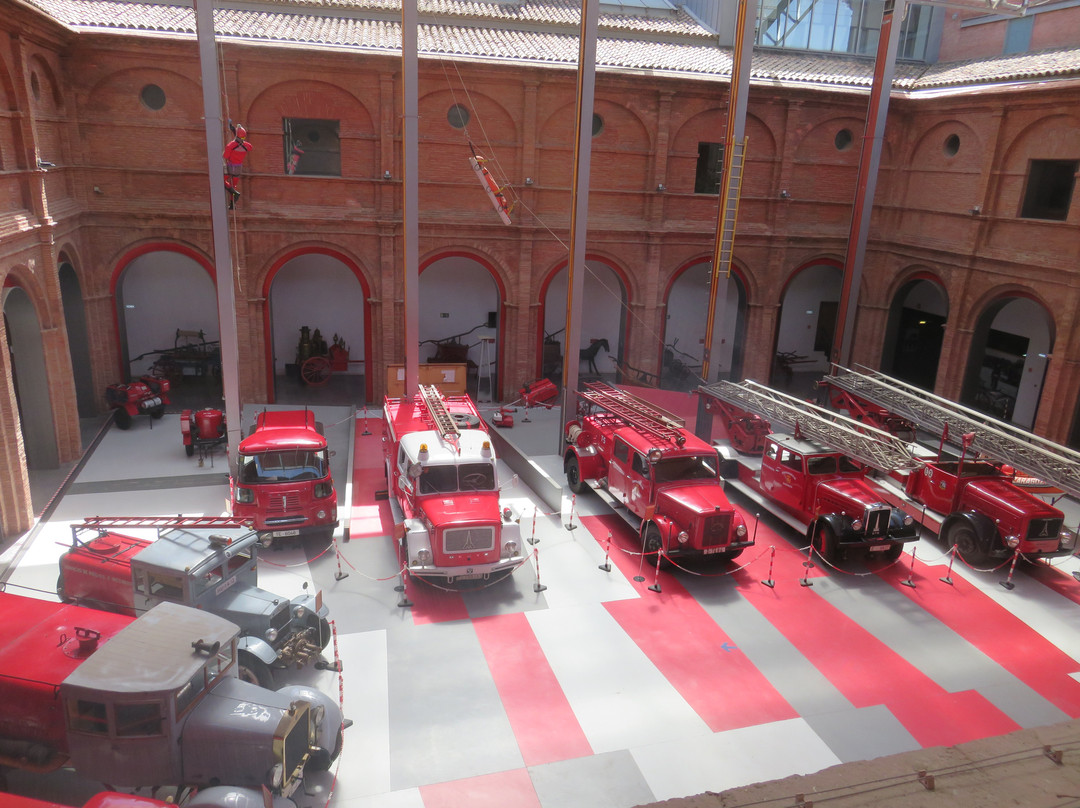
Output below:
[811,521,837,562]
[237,650,273,688]
[565,454,586,494]
[946,521,987,565]
[185,443,195,457]
[309,723,344,771]
[114,408,132,430]
[643,523,664,557]
[452,413,481,429]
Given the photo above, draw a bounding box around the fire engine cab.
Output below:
[383,385,525,586]
[563,382,751,561]
[230,409,339,542]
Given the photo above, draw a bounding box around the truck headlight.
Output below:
[269,763,284,790]
[316,509,327,520]
[677,531,689,544]
[851,519,864,531]
[235,487,254,504]
[1059,529,1077,550]
[1004,534,1021,549]
[314,482,333,499]
[902,514,914,526]
[736,524,747,538]
[294,605,307,620]
[416,549,432,565]
[502,540,519,558]
[266,627,279,642]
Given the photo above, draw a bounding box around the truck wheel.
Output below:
[114,408,132,430]
[811,522,836,562]
[643,524,664,557]
[946,522,987,565]
[237,650,273,688]
[565,454,586,494]
[185,444,195,457]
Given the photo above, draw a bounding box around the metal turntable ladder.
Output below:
[419,383,461,441]
[579,382,687,447]
[699,380,920,473]
[76,516,253,532]
[827,365,1080,499]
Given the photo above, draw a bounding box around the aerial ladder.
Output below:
[578,382,688,447]
[822,365,1080,500]
[418,383,461,443]
[699,380,921,473]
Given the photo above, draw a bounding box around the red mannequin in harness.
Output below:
[223,121,253,208]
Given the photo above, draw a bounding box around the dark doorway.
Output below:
[891,307,945,390]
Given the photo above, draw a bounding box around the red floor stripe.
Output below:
[1021,560,1080,608]
[877,555,1080,717]
[581,514,799,732]
[473,613,593,766]
[729,518,1020,747]
[420,767,540,808]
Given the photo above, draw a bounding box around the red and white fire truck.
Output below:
[230,409,338,542]
[818,365,1080,565]
[383,385,525,586]
[701,380,920,562]
[0,594,342,801]
[563,382,751,560]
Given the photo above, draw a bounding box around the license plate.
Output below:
[869,544,890,552]
[456,573,484,580]
[703,547,726,554]
[273,529,300,537]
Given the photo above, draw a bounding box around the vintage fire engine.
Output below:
[0,594,343,798]
[105,375,170,430]
[181,407,227,458]
[230,410,339,542]
[57,516,332,688]
[563,382,751,560]
[818,365,1080,565]
[8,789,296,808]
[701,380,920,562]
[383,385,525,586]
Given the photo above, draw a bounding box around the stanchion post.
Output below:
[761,544,776,588]
[799,540,815,587]
[1000,549,1020,591]
[333,534,349,581]
[565,494,578,531]
[395,569,413,608]
[533,547,548,593]
[599,532,612,572]
[360,406,371,436]
[648,547,663,593]
[939,546,957,585]
[527,506,539,545]
[901,547,917,588]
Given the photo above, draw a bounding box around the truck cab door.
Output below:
[772,448,805,508]
[608,438,631,503]
[628,451,651,513]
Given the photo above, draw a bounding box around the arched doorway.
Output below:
[662,260,747,390]
[266,250,369,404]
[881,276,948,391]
[539,260,627,383]
[961,295,1053,429]
[420,254,502,401]
[4,284,59,468]
[773,261,842,393]
[59,261,95,417]
[113,247,219,408]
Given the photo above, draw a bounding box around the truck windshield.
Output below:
[417,462,496,494]
[239,449,328,483]
[652,455,718,484]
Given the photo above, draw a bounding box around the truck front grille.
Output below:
[443,526,495,553]
[863,507,891,537]
[268,491,301,514]
[1027,518,1062,541]
[702,513,731,547]
[271,604,292,634]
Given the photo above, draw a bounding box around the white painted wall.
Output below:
[664,262,741,381]
[120,252,218,377]
[544,262,624,372]
[776,264,842,372]
[4,287,58,468]
[986,297,1051,430]
[419,257,498,370]
[269,256,367,375]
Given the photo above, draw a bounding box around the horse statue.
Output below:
[580,338,609,375]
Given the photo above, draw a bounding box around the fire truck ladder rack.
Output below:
[699,380,920,473]
[75,516,254,531]
[419,384,461,442]
[829,365,1080,500]
[579,382,688,447]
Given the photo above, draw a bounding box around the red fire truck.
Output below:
[701,380,920,562]
[383,385,525,586]
[819,365,1080,565]
[230,410,338,542]
[0,594,342,800]
[5,790,295,808]
[563,382,751,561]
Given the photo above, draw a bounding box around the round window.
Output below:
[140,84,166,111]
[944,134,960,157]
[834,128,853,151]
[447,104,470,129]
[592,113,604,137]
